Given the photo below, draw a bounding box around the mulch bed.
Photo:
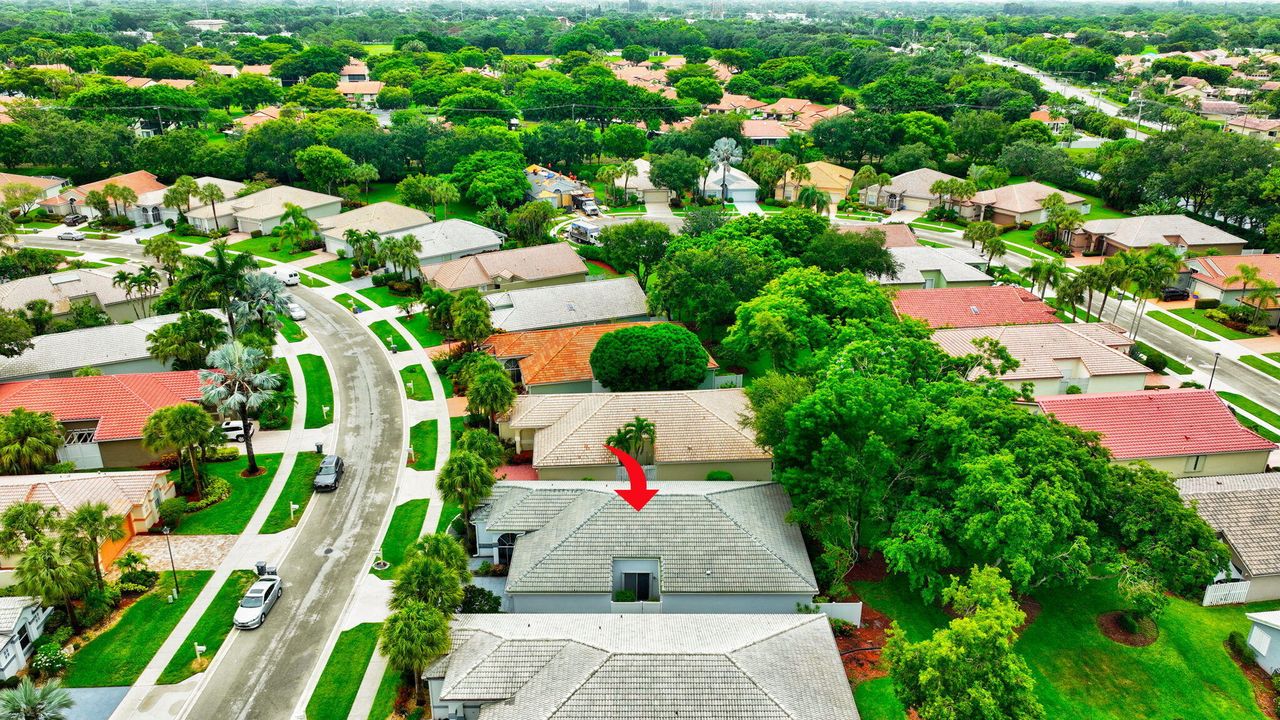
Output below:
[1226,640,1280,720]
[239,466,268,479]
[586,259,620,275]
[837,604,892,683]
[1016,597,1042,634]
[842,549,888,584]
[1096,611,1159,647]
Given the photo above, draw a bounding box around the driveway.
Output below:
[733,199,763,215]
[66,688,130,720]
[644,198,674,217]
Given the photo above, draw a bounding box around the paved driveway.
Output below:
[66,687,130,720]
[734,199,763,215]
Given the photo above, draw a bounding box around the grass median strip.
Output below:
[1147,311,1217,341]
[280,315,306,343]
[368,666,403,720]
[158,570,258,685]
[63,571,212,688]
[372,498,430,580]
[1169,308,1252,340]
[307,258,354,283]
[260,452,326,533]
[334,293,371,313]
[305,623,381,720]
[176,454,283,535]
[400,364,434,401]
[299,353,334,429]
[1134,341,1191,375]
[1239,355,1280,382]
[396,313,444,348]
[409,420,439,471]
[369,319,410,352]
[1217,391,1280,433]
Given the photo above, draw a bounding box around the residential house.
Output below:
[131,176,245,226]
[425,614,857,720]
[701,163,759,203]
[1226,116,1280,140]
[1187,254,1280,323]
[757,97,810,121]
[1071,214,1247,256]
[339,58,369,82]
[209,64,239,79]
[239,65,275,78]
[0,265,163,323]
[0,470,175,585]
[893,286,1060,329]
[317,202,433,256]
[0,598,51,679]
[336,80,383,108]
[860,167,964,213]
[422,243,586,294]
[740,118,792,146]
[107,76,195,91]
[481,322,718,394]
[704,93,767,115]
[234,105,286,132]
[185,18,228,31]
[968,182,1087,226]
[1199,100,1244,122]
[487,277,648,332]
[1029,106,1068,132]
[186,184,341,234]
[843,223,919,248]
[472,480,816,612]
[498,388,771,481]
[936,323,1147,396]
[1167,83,1212,104]
[0,172,66,205]
[1172,75,1215,92]
[0,371,204,469]
[402,219,504,266]
[1246,611,1280,671]
[1035,389,1275,477]
[40,170,167,219]
[776,160,854,205]
[874,246,993,289]
[786,102,852,132]
[0,311,225,381]
[1179,474,1280,605]
[525,165,594,209]
[613,157,669,203]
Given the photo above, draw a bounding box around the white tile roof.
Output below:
[484,480,816,594]
[0,265,152,315]
[316,201,432,237]
[188,184,338,221]
[0,470,168,518]
[971,181,1085,214]
[0,597,38,638]
[1080,214,1247,249]
[136,177,244,209]
[1178,473,1280,577]
[873,167,962,200]
[421,243,586,292]
[507,389,769,468]
[428,614,858,720]
[876,246,992,286]
[403,219,505,261]
[703,163,759,191]
[933,323,1147,382]
[487,277,648,332]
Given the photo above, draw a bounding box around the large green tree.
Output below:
[198,342,280,476]
[379,600,450,705]
[589,323,709,392]
[596,220,672,288]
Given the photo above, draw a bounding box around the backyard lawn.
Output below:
[280,315,306,343]
[299,354,335,429]
[260,452,326,533]
[371,498,430,580]
[1168,308,1255,341]
[158,570,258,684]
[396,313,444,348]
[333,293,372,313]
[63,571,212,688]
[400,364,435,401]
[357,284,405,308]
[308,258,354,283]
[360,183,482,221]
[369,319,410,352]
[229,235,316,263]
[176,454,283,535]
[305,623,382,720]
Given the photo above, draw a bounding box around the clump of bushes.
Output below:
[186,476,232,512]
[1194,298,1220,310]
[158,498,188,528]
[705,470,734,481]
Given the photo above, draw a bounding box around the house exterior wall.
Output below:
[509,592,610,613]
[1252,625,1280,673]
[882,279,993,291]
[471,273,588,295]
[98,438,160,469]
[1247,574,1280,604]
[1011,372,1147,397]
[1122,450,1270,479]
[420,240,503,267]
[0,605,50,680]
[506,591,811,613]
[239,201,342,236]
[528,379,594,395]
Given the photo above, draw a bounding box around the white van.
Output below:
[267,266,300,286]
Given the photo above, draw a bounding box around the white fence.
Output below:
[1203,580,1251,606]
[818,602,864,626]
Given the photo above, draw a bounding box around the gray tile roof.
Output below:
[877,246,993,286]
[0,597,36,638]
[1177,473,1280,576]
[1080,214,1247,249]
[487,277,648,332]
[404,219,505,261]
[933,323,1147,382]
[428,614,858,720]
[483,480,817,595]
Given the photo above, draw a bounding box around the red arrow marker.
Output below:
[605,445,658,511]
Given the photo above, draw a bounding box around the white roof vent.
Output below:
[49,272,80,286]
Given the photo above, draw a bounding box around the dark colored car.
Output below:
[313,454,344,492]
[63,214,87,227]
[1161,287,1191,301]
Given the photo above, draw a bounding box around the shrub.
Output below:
[1194,298,1220,310]
[460,584,502,613]
[1204,309,1231,324]
[1140,351,1168,374]
[705,470,734,481]
[159,498,188,528]
[388,280,416,295]
[574,244,605,262]
[188,477,232,511]
[31,644,70,678]
[207,447,240,462]
[119,568,159,590]
[40,626,72,650]
[118,582,152,596]
[1180,380,1205,388]
[475,561,493,577]
[1229,630,1250,658]
[1116,611,1140,635]
[164,218,176,229]
[1065,385,1084,394]
[612,589,637,603]
[829,618,855,638]
[371,272,397,287]
[1247,324,1271,336]
[80,583,123,627]
[1225,306,1254,323]
[250,229,263,238]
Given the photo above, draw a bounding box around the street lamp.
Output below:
[161,526,180,597]
[1208,352,1221,390]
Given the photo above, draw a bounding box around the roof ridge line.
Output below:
[504,491,612,592]
[706,487,817,591]
[535,395,610,465]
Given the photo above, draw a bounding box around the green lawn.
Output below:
[158,570,258,684]
[368,666,403,720]
[262,359,294,431]
[853,574,1280,720]
[357,285,405,308]
[299,354,335,429]
[999,228,1063,259]
[360,184,483,222]
[400,364,435,402]
[1169,308,1255,341]
[44,249,83,257]
[308,258,354,283]
[280,315,306,343]
[396,313,444,348]
[372,498,430,580]
[1148,311,1218,341]
[436,500,462,534]
[76,261,109,268]
[909,220,965,232]
[1239,355,1280,382]
[1231,410,1280,443]
[305,623,382,720]
[260,452,326,533]
[1218,391,1280,431]
[362,43,394,54]
[1134,341,1191,375]
[333,293,372,313]
[409,419,440,471]
[63,571,213,688]
[368,319,410,352]
[585,260,624,279]
[299,273,327,289]
[100,256,129,264]
[229,235,316,263]
[176,454,283,535]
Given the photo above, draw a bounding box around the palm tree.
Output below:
[379,599,450,705]
[796,185,828,214]
[0,409,63,475]
[112,268,136,315]
[0,678,74,720]
[22,300,52,335]
[1055,272,1088,322]
[142,404,216,497]
[979,233,1007,264]
[1021,258,1066,299]
[617,159,638,198]
[343,229,376,269]
[82,190,109,218]
[465,368,515,431]
[196,183,226,228]
[606,416,656,466]
[1225,264,1262,296]
[707,137,743,202]
[1245,279,1280,327]
[15,535,91,629]
[142,234,183,283]
[786,163,811,201]
[276,203,319,254]
[435,450,495,552]
[1105,251,1143,323]
[164,176,199,215]
[231,272,293,334]
[382,234,423,281]
[199,342,280,476]
[0,214,16,256]
[129,265,162,318]
[349,163,379,193]
[180,240,256,337]
[1129,247,1182,340]
[428,178,459,219]
[390,554,463,613]
[963,221,999,251]
[62,502,125,588]
[406,533,469,576]
[0,503,59,557]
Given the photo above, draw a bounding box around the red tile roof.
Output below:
[0,372,203,441]
[1036,389,1275,460]
[1191,254,1280,291]
[841,223,918,248]
[893,286,1060,329]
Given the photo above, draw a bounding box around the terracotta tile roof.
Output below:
[240,65,273,76]
[933,323,1144,382]
[705,93,767,112]
[0,371,203,441]
[336,80,383,95]
[740,118,791,139]
[1190,254,1280,291]
[1229,116,1280,132]
[0,470,169,518]
[971,182,1084,215]
[0,173,63,192]
[1177,473,1280,577]
[1029,107,1067,124]
[483,322,715,387]
[73,170,166,199]
[422,243,587,292]
[894,286,1060,328]
[842,223,918,248]
[1037,389,1276,460]
[781,161,853,194]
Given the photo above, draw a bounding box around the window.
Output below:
[1185,455,1207,473]
[622,572,653,601]
[65,429,95,445]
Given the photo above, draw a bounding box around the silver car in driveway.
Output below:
[233,575,282,630]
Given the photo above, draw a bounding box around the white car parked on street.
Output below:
[233,575,282,630]
[287,303,306,321]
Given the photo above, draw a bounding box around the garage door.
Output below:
[992,212,1016,226]
[729,188,757,203]
[643,189,669,203]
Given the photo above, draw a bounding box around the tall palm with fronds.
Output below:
[199,342,280,476]
[707,137,743,202]
[607,416,656,465]
[0,503,59,557]
[379,599,450,705]
[787,162,811,201]
[428,177,459,219]
[1021,258,1066,299]
[0,677,74,720]
[231,272,292,334]
[142,403,216,497]
[0,409,62,475]
[343,229,376,269]
[465,367,515,431]
[15,535,91,629]
[796,185,828,214]
[62,502,125,588]
[1225,263,1262,297]
[0,214,16,256]
[382,234,423,280]
[143,234,183,283]
[1129,247,1182,340]
[979,233,1007,264]
[276,203,319,254]
[180,240,256,337]
[1245,279,1280,327]
[1055,272,1088,322]
[112,268,136,314]
[196,182,225,228]
[435,450,495,552]
[22,299,52,335]
[1104,251,1142,323]
[129,265,162,318]
[164,176,199,214]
